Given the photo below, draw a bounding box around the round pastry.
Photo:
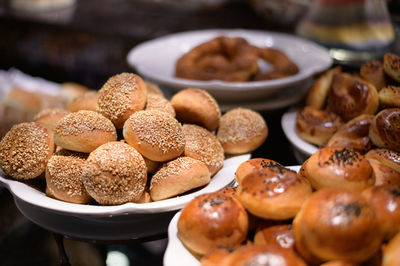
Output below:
[97,73,147,129]
[45,149,92,204]
[2,87,42,122]
[296,106,343,146]
[150,156,211,201]
[237,159,312,220]
[235,158,284,184]
[217,108,268,154]
[123,110,185,162]
[320,261,357,266]
[200,247,232,266]
[0,122,54,179]
[379,86,400,108]
[143,156,161,174]
[54,110,117,153]
[369,108,400,152]
[324,114,374,154]
[301,147,375,191]
[82,141,147,205]
[177,191,249,255]
[366,159,400,186]
[328,72,379,121]
[306,66,341,110]
[145,94,175,117]
[171,88,220,131]
[360,60,386,91]
[33,108,70,131]
[66,91,98,112]
[365,148,400,173]
[293,188,383,264]
[183,124,224,176]
[383,53,400,82]
[253,224,294,250]
[144,81,164,97]
[59,82,89,104]
[382,231,400,266]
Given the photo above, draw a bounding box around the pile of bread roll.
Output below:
[0,72,268,206]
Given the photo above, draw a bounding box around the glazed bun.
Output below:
[66,91,98,112]
[301,147,374,191]
[183,124,224,176]
[123,110,185,162]
[320,261,357,266]
[237,159,312,220]
[253,224,294,250]
[383,53,400,82]
[235,158,284,184]
[171,88,221,131]
[217,108,268,154]
[177,191,249,255]
[145,94,175,117]
[379,86,400,108]
[150,156,211,201]
[366,158,400,186]
[0,122,54,179]
[293,188,383,264]
[46,150,92,204]
[382,231,400,266]
[33,108,70,131]
[365,148,400,173]
[97,73,147,128]
[82,141,147,205]
[59,82,89,104]
[369,108,400,152]
[360,60,386,91]
[54,110,117,153]
[296,106,343,146]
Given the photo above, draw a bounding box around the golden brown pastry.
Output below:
[66,91,98,112]
[379,86,400,108]
[2,87,42,121]
[382,231,400,266]
[369,108,400,152]
[144,81,164,97]
[360,60,386,91]
[367,158,400,186]
[320,261,357,266]
[200,247,232,266]
[365,148,400,173]
[235,158,284,184]
[383,53,400,82]
[33,108,70,131]
[143,156,161,174]
[253,224,294,251]
[145,94,175,117]
[59,82,89,104]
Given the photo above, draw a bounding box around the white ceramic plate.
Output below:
[127,29,332,102]
[164,165,301,266]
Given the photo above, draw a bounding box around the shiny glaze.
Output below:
[375,108,400,152]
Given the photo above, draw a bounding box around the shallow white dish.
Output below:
[281,108,318,163]
[164,165,301,266]
[127,29,332,102]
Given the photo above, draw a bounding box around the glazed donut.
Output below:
[382,231,400,266]
[54,110,117,153]
[328,72,379,121]
[360,60,386,91]
[59,82,89,104]
[183,124,224,176]
[379,86,400,108]
[235,158,284,184]
[145,94,175,117]
[365,148,400,173]
[237,159,312,220]
[369,108,400,152]
[383,53,400,82]
[45,149,92,204]
[366,158,400,186]
[171,88,220,131]
[33,108,70,131]
[144,81,164,97]
[306,66,341,110]
[362,184,400,241]
[324,114,374,154]
[217,108,268,154]
[66,91,98,112]
[253,224,294,250]
[301,147,374,191]
[123,110,185,162]
[296,106,343,146]
[177,191,249,255]
[293,188,383,264]
[97,73,147,129]
[0,122,54,179]
[150,156,211,201]
[82,141,147,205]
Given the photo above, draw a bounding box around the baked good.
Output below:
[365,148,400,173]
[360,60,386,91]
[54,110,117,153]
[217,108,268,154]
[150,156,211,201]
[33,108,70,131]
[379,86,400,108]
[293,188,383,264]
[0,122,54,179]
[383,53,400,82]
[66,91,98,112]
[45,149,92,204]
[296,106,343,146]
[369,108,400,152]
[143,156,161,174]
[253,224,294,250]
[177,191,249,255]
[382,231,400,266]
[145,94,175,117]
[320,261,357,266]
[2,87,42,121]
[301,147,374,191]
[237,159,312,220]
[136,191,151,203]
[97,73,147,129]
[366,158,400,186]
[59,82,89,104]
[171,88,220,131]
[183,124,224,176]
[235,158,284,184]
[82,141,147,205]
[144,81,164,97]
[200,248,232,266]
[123,110,185,162]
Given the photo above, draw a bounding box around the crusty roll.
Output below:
[328,72,379,121]
[235,158,284,184]
[177,191,249,255]
[306,66,341,110]
[144,81,164,97]
[365,148,400,173]
[45,149,92,204]
[183,124,224,176]
[367,158,400,186]
[296,106,343,146]
[59,82,89,104]
[217,107,268,154]
[33,108,70,131]
[293,188,383,264]
[301,147,374,191]
[379,86,400,108]
[369,108,400,152]
[0,122,54,179]
[2,87,42,121]
[123,110,185,162]
[237,159,312,220]
[54,110,117,153]
[382,231,400,266]
[171,88,220,131]
[82,141,147,205]
[150,156,211,201]
[253,224,294,251]
[66,91,98,112]
[145,94,175,117]
[143,156,161,174]
[383,53,400,82]
[360,60,386,91]
[362,185,400,241]
[97,73,147,128]
[324,114,374,154]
